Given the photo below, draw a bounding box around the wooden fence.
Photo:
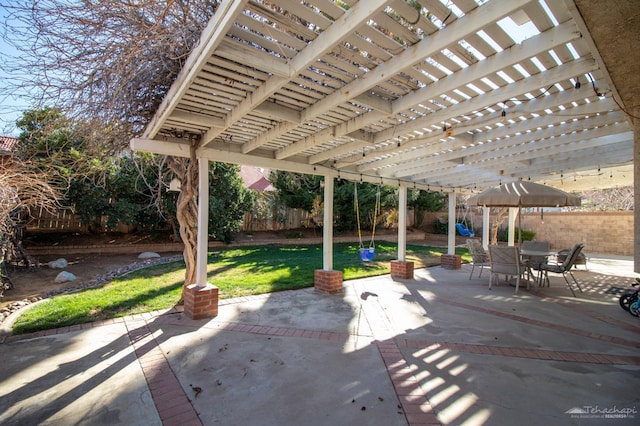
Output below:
[26,206,313,234]
[26,206,633,256]
[26,207,86,233]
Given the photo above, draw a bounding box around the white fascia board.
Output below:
[144,0,246,138]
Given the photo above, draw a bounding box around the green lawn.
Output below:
[12,242,470,334]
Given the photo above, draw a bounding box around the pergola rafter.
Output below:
[135,0,635,194]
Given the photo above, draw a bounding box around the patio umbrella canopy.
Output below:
[467,181,581,245]
[467,181,581,208]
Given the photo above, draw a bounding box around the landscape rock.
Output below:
[48,258,68,269]
[54,271,77,283]
[138,251,161,259]
[0,254,182,326]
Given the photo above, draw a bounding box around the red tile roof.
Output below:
[0,135,18,154]
[248,176,275,191]
[239,165,275,191]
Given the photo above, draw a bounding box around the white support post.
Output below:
[508,207,517,246]
[196,157,210,286]
[448,193,456,255]
[482,206,490,250]
[398,186,407,261]
[323,176,334,271]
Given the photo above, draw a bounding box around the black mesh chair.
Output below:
[538,243,585,297]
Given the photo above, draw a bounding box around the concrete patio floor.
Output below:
[1,255,639,426]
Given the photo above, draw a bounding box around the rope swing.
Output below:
[355,184,381,261]
[455,203,475,237]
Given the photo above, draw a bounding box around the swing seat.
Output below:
[359,247,376,261]
[456,222,475,237]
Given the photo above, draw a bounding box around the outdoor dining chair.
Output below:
[556,248,588,270]
[488,245,526,294]
[466,239,489,279]
[538,243,585,297]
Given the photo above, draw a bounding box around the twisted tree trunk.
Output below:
[491,207,508,245]
[167,138,200,288]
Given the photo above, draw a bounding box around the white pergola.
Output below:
[131,0,639,294]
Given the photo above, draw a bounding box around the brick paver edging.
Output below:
[125,318,202,426]
[528,289,640,335]
[377,339,441,425]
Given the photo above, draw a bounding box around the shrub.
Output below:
[433,217,448,234]
[498,227,536,242]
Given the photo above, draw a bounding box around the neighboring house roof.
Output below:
[239,165,275,191]
[0,135,18,155]
[249,176,274,191]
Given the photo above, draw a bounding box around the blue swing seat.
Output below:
[455,222,475,237]
[359,247,376,261]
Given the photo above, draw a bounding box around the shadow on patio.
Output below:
[1,256,639,425]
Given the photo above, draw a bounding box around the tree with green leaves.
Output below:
[408,189,447,228]
[271,171,445,232]
[208,163,255,243]
[15,107,171,233]
[14,107,92,190]
[333,181,397,232]
[270,171,323,213]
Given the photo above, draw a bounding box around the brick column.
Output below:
[390,260,414,279]
[441,254,462,270]
[314,270,343,294]
[183,283,219,319]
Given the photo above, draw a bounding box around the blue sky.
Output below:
[0,2,32,136]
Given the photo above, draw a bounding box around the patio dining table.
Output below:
[520,248,557,286]
[520,249,557,257]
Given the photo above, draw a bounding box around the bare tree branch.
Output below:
[1,0,219,149]
[582,186,634,211]
[1,162,61,296]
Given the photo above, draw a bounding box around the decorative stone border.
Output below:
[0,255,183,328]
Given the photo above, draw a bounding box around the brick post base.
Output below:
[314,270,343,294]
[183,283,219,319]
[441,254,462,270]
[390,260,414,279]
